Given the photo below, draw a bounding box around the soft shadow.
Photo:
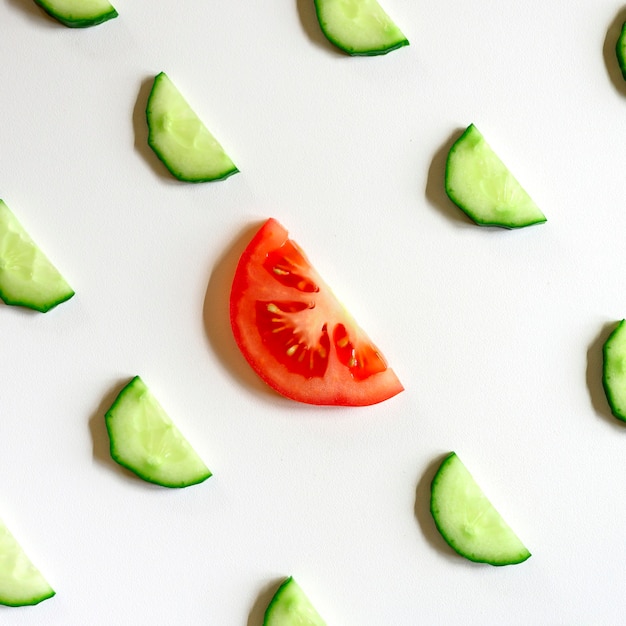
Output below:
[0,301,39,316]
[133,75,180,183]
[203,222,283,401]
[247,577,285,626]
[587,321,626,429]
[425,128,474,227]
[414,453,464,563]
[604,7,626,97]
[295,0,343,55]
[88,377,143,482]
[5,0,61,26]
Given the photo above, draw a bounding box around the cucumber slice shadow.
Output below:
[425,128,476,228]
[594,319,626,429]
[588,322,625,427]
[295,0,346,55]
[133,76,188,185]
[246,578,285,626]
[604,7,626,96]
[88,378,163,486]
[414,453,473,563]
[0,299,39,316]
[88,378,130,467]
[5,0,63,28]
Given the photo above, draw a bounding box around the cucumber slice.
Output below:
[602,319,626,421]
[430,452,531,566]
[0,519,54,607]
[146,72,238,183]
[104,376,212,488]
[33,0,117,28]
[445,124,546,229]
[264,577,326,626]
[617,22,626,81]
[0,200,74,313]
[314,0,408,56]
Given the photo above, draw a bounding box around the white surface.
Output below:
[1,0,626,623]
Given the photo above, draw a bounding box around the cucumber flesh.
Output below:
[0,200,74,313]
[105,376,212,488]
[264,577,326,626]
[430,452,531,566]
[146,72,238,183]
[33,0,117,27]
[314,0,408,56]
[617,22,626,81]
[445,124,546,229]
[602,319,626,421]
[0,519,54,607]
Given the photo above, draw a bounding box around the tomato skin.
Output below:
[229,218,403,406]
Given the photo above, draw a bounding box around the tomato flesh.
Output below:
[229,218,403,406]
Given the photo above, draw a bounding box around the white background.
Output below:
[1,0,626,624]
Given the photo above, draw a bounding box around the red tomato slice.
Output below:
[230,218,404,406]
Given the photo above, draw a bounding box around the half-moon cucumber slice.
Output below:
[0,519,55,607]
[0,200,74,313]
[146,72,238,183]
[105,376,212,488]
[264,577,326,626]
[445,124,546,228]
[314,0,408,56]
[33,0,117,28]
[430,452,531,566]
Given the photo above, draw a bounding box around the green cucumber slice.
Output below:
[445,124,546,229]
[105,376,212,488]
[0,200,74,313]
[430,452,531,566]
[617,22,626,80]
[146,72,238,183]
[314,0,408,56]
[0,519,54,607]
[264,577,326,626]
[602,319,626,421]
[33,0,117,28]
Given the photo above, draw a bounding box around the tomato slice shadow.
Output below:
[203,222,295,403]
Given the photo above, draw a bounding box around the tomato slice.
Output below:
[229,218,403,406]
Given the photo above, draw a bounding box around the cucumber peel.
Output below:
[105,376,212,488]
[445,124,546,229]
[430,452,531,566]
[0,519,54,607]
[314,0,408,56]
[602,319,626,421]
[146,72,238,183]
[0,200,74,313]
[33,0,117,28]
[264,577,326,626]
